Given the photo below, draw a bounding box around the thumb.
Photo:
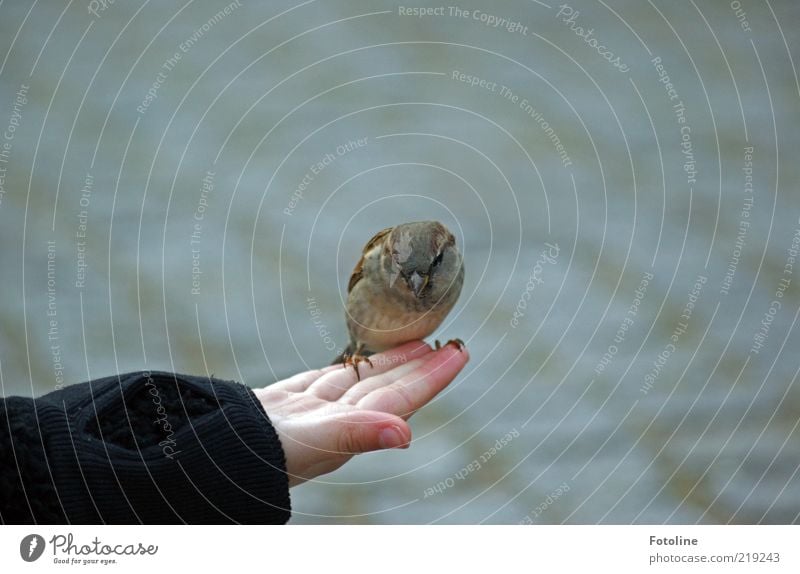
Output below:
[327,411,412,454]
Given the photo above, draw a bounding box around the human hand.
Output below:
[254,340,469,487]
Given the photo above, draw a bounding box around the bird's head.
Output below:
[384,221,462,300]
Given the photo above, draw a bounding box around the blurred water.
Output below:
[0,0,798,523]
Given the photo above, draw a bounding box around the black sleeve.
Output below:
[0,371,291,524]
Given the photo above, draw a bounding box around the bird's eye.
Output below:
[432,251,444,267]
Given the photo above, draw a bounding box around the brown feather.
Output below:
[347,226,393,293]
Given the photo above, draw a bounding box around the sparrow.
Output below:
[336,220,465,377]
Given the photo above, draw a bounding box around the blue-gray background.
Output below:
[1,0,798,523]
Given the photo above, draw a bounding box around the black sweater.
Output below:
[0,371,291,524]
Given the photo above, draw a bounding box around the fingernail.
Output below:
[378,426,407,449]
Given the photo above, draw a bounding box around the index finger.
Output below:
[355,344,469,418]
[305,340,433,400]
[274,340,433,393]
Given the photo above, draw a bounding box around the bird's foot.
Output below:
[435,338,465,352]
[341,353,373,381]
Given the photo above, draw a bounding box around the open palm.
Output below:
[254,340,469,486]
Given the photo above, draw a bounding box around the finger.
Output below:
[290,410,412,456]
[306,340,433,401]
[331,411,412,454]
[271,366,338,392]
[338,351,442,404]
[338,342,465,404]
[356,344,469,418]
[273,345,423,396]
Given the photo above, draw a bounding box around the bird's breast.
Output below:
[346,281,454,353]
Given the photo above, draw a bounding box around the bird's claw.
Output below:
[341,353,373,381]
[435,338,465,352]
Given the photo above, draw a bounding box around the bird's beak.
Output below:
[409,272,429,298]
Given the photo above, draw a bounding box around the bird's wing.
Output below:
[348,226,393,293]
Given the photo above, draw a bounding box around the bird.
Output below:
[336,220,465,378]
